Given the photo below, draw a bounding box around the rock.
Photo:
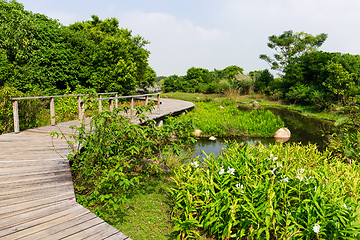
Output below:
[193,129,202,137]
[302,114,309,117]
[209,136,217,141]
[274,128,291,140]
[220,105,224,109]
[250,100,259,104]
[196,97,200,100]
[156,120,163,127]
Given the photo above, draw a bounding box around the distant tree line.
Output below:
[163,30,360,111]
[0,1,155,95]
[258,30,360,110]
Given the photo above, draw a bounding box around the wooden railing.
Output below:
[10,92,160,133]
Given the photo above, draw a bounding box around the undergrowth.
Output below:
[170,142,360,239]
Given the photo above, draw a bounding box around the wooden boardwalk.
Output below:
[0,98,194,240]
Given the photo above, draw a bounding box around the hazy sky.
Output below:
[21,0,360,76]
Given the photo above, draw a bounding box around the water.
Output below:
[192,106,335,159]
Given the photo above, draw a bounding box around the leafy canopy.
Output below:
[260,30,328,73]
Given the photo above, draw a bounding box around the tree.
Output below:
[260,30,328,73]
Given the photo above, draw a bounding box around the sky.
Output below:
[21,0,360,76]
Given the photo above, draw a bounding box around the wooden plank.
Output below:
[24,213,102,240]
[60,222,119,240]
[0,202,85,238]
[0,193,75,217]
[1,207,92,240]
[105,232,131,240]
[0,201,75,231]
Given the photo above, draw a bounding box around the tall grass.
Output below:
[170,142,360,239]
[167,101,284,138]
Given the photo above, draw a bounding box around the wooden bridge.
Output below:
[0,93,194,240]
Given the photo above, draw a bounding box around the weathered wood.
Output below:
[110,98,114,111]
[130,97,134,116]
[0,96,194,239]
[50,97,56,126]
[99,94,103,112]
[12,100,19,133]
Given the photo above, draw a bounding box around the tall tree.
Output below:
[260,30,327,73]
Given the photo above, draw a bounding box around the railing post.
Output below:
[130,97,134,116]
[157,93,160,109]
[145,95,149,105]
[80,100,85,124]
[13,100,20,133]
[115,93,118,108]
[50,97,56,126]
[109,99,114,111]
[99,94,102,112]
[77,96,82,120]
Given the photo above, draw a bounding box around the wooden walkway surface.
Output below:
[0,98,194,240]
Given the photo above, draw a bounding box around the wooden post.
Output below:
[80,101,85,124]
[77,96,82,120]
[130,97,134,116]
[145,96,149,105]
[13,100,20,133]
[157,93,160,109]
[50,97,56,126]
[99,95,102,112]
[109,99,114,111]
[115,93,118,108]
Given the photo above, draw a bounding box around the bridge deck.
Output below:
[0,98,194,239]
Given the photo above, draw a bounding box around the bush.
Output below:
[170,142,360,239]
[66,105,196,217]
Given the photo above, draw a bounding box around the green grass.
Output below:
[162,92,342,122]
[95,173,176,240]
[167,101,284,138]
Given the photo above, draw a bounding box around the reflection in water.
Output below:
[192,106,336,159]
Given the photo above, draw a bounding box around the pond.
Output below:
[191,106,336,159]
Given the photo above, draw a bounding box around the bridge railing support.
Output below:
[10,92,161,133]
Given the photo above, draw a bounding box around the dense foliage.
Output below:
[167,101,284,138]
[163,66,246,94]
[0,1,154,94]
[260,30,328,72]
[66,105,195,218]
[170,142,360,239]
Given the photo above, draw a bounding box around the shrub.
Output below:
[170,142,360,239]
[65,105,196,217]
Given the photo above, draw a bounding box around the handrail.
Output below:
[11,92,160,133]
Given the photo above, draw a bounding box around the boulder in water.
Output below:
[274,128,291,142]
[209,136,217,141]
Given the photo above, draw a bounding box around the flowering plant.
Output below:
[170,142,360,239]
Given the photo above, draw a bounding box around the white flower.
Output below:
[191,161,199,168]
[270,168,277,175]
[273,157,278,161]
[314,186,317,192]
[227,166,235,175]
[298,168,305,174]
[236,183,244,193]
[219,167,225,175]
[343,203,347,209]
[280,176,289,182]
[205,190,209,195]
[269,154,274,159]
[296,174,304,181]
[313,223,321,234]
